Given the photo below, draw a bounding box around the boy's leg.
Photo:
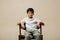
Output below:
[33,30,41,40]
[24,31,32,40]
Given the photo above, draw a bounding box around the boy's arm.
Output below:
[35,21,45,27]
[17,20,25,28]
[20,20,25,28]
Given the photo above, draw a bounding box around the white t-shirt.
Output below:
[22,17,41,31]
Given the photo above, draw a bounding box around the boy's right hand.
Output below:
[17,20,21,25]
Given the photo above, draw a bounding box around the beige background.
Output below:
[0,0,60,40]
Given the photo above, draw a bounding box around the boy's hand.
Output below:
[35,22,45,28]
[17,20,21,25]
[35,23,40,27]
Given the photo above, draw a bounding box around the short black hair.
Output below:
[27,8,34,14]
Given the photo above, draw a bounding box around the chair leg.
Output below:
[19,35,21,40]
[40,35,43,40]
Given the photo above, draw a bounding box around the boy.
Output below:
[17,8,44,40]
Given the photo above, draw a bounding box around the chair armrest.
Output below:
[40,22,45,26]
[18,23,26,36]
[39,22,45,35]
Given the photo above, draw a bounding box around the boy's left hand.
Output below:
[35,22,45,28]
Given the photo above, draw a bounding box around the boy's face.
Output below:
[27,11,34,18]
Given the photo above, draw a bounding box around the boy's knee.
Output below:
[25,34,33,38]
[25,34,32,38]
[25,34,30,37]
[34,33,40,37]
